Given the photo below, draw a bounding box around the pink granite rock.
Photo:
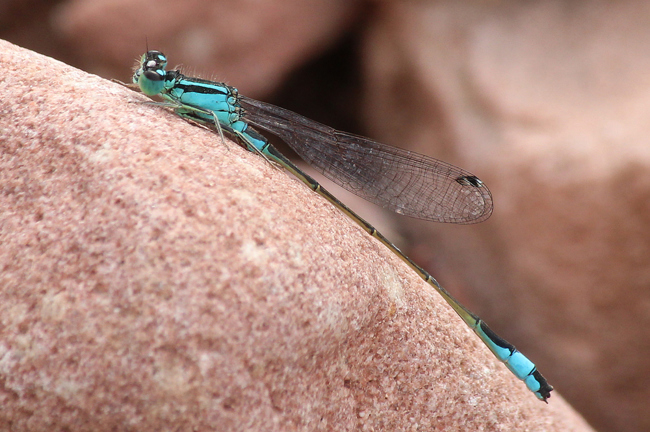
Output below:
[0,41,592,431]
[363,2,650,431]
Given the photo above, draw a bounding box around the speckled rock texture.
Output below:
[0,41,592,431]
[362,3,650,431]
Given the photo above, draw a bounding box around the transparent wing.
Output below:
[239,96,493,224]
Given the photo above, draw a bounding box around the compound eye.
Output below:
[143,70,164,82]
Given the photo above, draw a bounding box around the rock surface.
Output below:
[0,41,592,431]
[362,3,650,431]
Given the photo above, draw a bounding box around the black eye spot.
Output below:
[456,175,483,187]
[143,70,164,82]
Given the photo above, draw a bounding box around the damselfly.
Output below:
[131,50,553,402]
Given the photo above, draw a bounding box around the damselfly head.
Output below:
[133,50,169,96]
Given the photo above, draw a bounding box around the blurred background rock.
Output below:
[2,1,650,431]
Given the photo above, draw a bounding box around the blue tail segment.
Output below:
[476,321,552,401]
